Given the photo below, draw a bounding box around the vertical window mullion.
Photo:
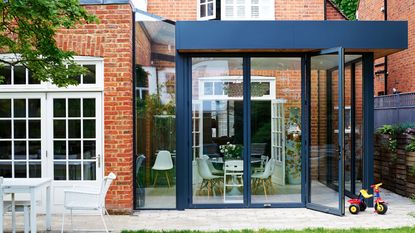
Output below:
[11,98,15,178]
[11,66,14,85]
[26,98,29,178]
[81,98,84,181]
[66,98,69,181]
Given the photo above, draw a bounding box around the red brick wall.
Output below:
[326,0,347,20]
[56,4,134,214]
[275,0,325,20]
[147,0,197,20]
[359,0,415,95]
[385,0,415,94]
[147,0,329,21]
[358,0,386,95]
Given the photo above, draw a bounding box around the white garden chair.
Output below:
[61,172,116,233]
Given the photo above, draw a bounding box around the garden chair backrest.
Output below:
[99,172,116,206]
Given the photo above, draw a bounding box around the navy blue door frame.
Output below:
[175,51,375,213]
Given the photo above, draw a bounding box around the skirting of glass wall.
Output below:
[134,13,176,209]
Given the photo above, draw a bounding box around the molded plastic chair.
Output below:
[196,158,223,196]
[152,150,174,188]
[201,154,223,175]
[61,172,116,233]
[253,155,269,173]
[252,158,276,198]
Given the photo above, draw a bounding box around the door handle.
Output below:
[92,154,101,168]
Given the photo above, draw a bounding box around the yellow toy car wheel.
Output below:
[375,203,388,215]
[349,204,360,214]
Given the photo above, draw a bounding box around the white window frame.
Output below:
[197,0,216,20]
[0,93,47,178]
[0,55,104,92]
[221,0,275,20]
[198,76,276,101]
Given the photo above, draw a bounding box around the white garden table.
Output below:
[0,178,52,233]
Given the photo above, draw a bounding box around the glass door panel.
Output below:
[308,48,345,215]
[250,57,302,204]
[0,94,44,178]
[48,92,102,211]
[191,57,245,204]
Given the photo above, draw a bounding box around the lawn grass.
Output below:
[122,227,415,233]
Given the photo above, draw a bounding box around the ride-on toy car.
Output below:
[348,183,388,215]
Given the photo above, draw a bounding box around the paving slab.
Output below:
[2,189,415,232]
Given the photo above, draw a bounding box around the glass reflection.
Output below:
[134,14,176,209]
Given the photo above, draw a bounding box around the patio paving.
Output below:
[2,189,415,232]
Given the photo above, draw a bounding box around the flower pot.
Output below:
[287,172,301,185]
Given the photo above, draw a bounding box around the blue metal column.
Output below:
[301,54,309,205]
[337,47,346,215]
[363,53,375,207]
[176,52,190,210]
[243,56,252,206]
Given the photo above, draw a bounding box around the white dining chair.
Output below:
[196,158,223,196]
[201,154,223,175]
[61,172,116,233]
[152,150,173,188]
[251,158,276,198]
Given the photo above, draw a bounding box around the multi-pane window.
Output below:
[0,97,42,178]
[222,0,275,20]
[69,64,97,84]
[198,0,216,20]
[0,65,40,85]
[52,97,97,181]
[0,63,97,86]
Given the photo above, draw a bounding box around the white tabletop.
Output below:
[1,178,52,188]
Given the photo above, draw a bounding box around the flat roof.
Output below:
[176,20,408,58]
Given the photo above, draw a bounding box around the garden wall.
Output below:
[374,133,415,197]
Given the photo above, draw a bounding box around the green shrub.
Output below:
[405,139,415,152]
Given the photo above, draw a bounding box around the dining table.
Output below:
[0,178,52,233]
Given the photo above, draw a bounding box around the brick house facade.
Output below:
[68,0,345,213]
[5,0,393,216]
[358,0,415,95]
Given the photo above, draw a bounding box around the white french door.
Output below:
[0,93,47,178]
[46,92,103,212]
[0,92,103,213]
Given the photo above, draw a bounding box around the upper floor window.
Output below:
[222,0,275,20]
[198,0,216,20]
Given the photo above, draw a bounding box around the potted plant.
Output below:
[220,142,243,160]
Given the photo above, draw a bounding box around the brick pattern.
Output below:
[56,4,134,214]
[148,0,331,21]
[385,0,415,94]
[147,0,197,20]
[359,0,415,95]
[275,0,325,20]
